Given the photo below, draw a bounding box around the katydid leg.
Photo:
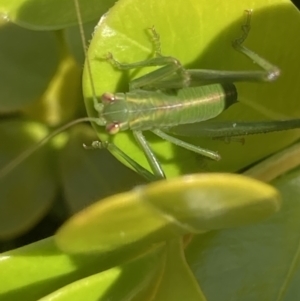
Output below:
[231,10,280,82]
[84,141,158,181]
[133,130,166,179]
[188,10,279,85]
[148,26,162,56]
[152,129,221,161]
[106,53,190,91]
[105,10,280,92]
[168,119,300,138]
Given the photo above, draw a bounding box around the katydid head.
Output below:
[100,92,129,134]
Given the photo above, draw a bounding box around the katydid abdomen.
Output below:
[102,83,237,133]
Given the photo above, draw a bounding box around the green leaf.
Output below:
[0,0,124,238]
[0,0,116,30]
[0,22,59,112]
[39,245,165,301]
[1,0,300,299]
[83,0,300,177]
[0,237,132,301]
[185,167,300,301]
[2,168,299,300]
[2,239,205,301]
[152,239,207,301]
[55,173,280,254]
[0,120,57,239]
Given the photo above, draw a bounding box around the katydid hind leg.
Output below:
[168,119,300,139]
[231,9,280,82]
[182,10,280,86]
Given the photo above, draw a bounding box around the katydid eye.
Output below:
[101,93,115,104]
[106,122,120,134]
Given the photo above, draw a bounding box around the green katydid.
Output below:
[1,7,300,183]
[82,9,299,180]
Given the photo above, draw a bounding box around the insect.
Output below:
[82,8,300,180]
[1,5,300,183]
